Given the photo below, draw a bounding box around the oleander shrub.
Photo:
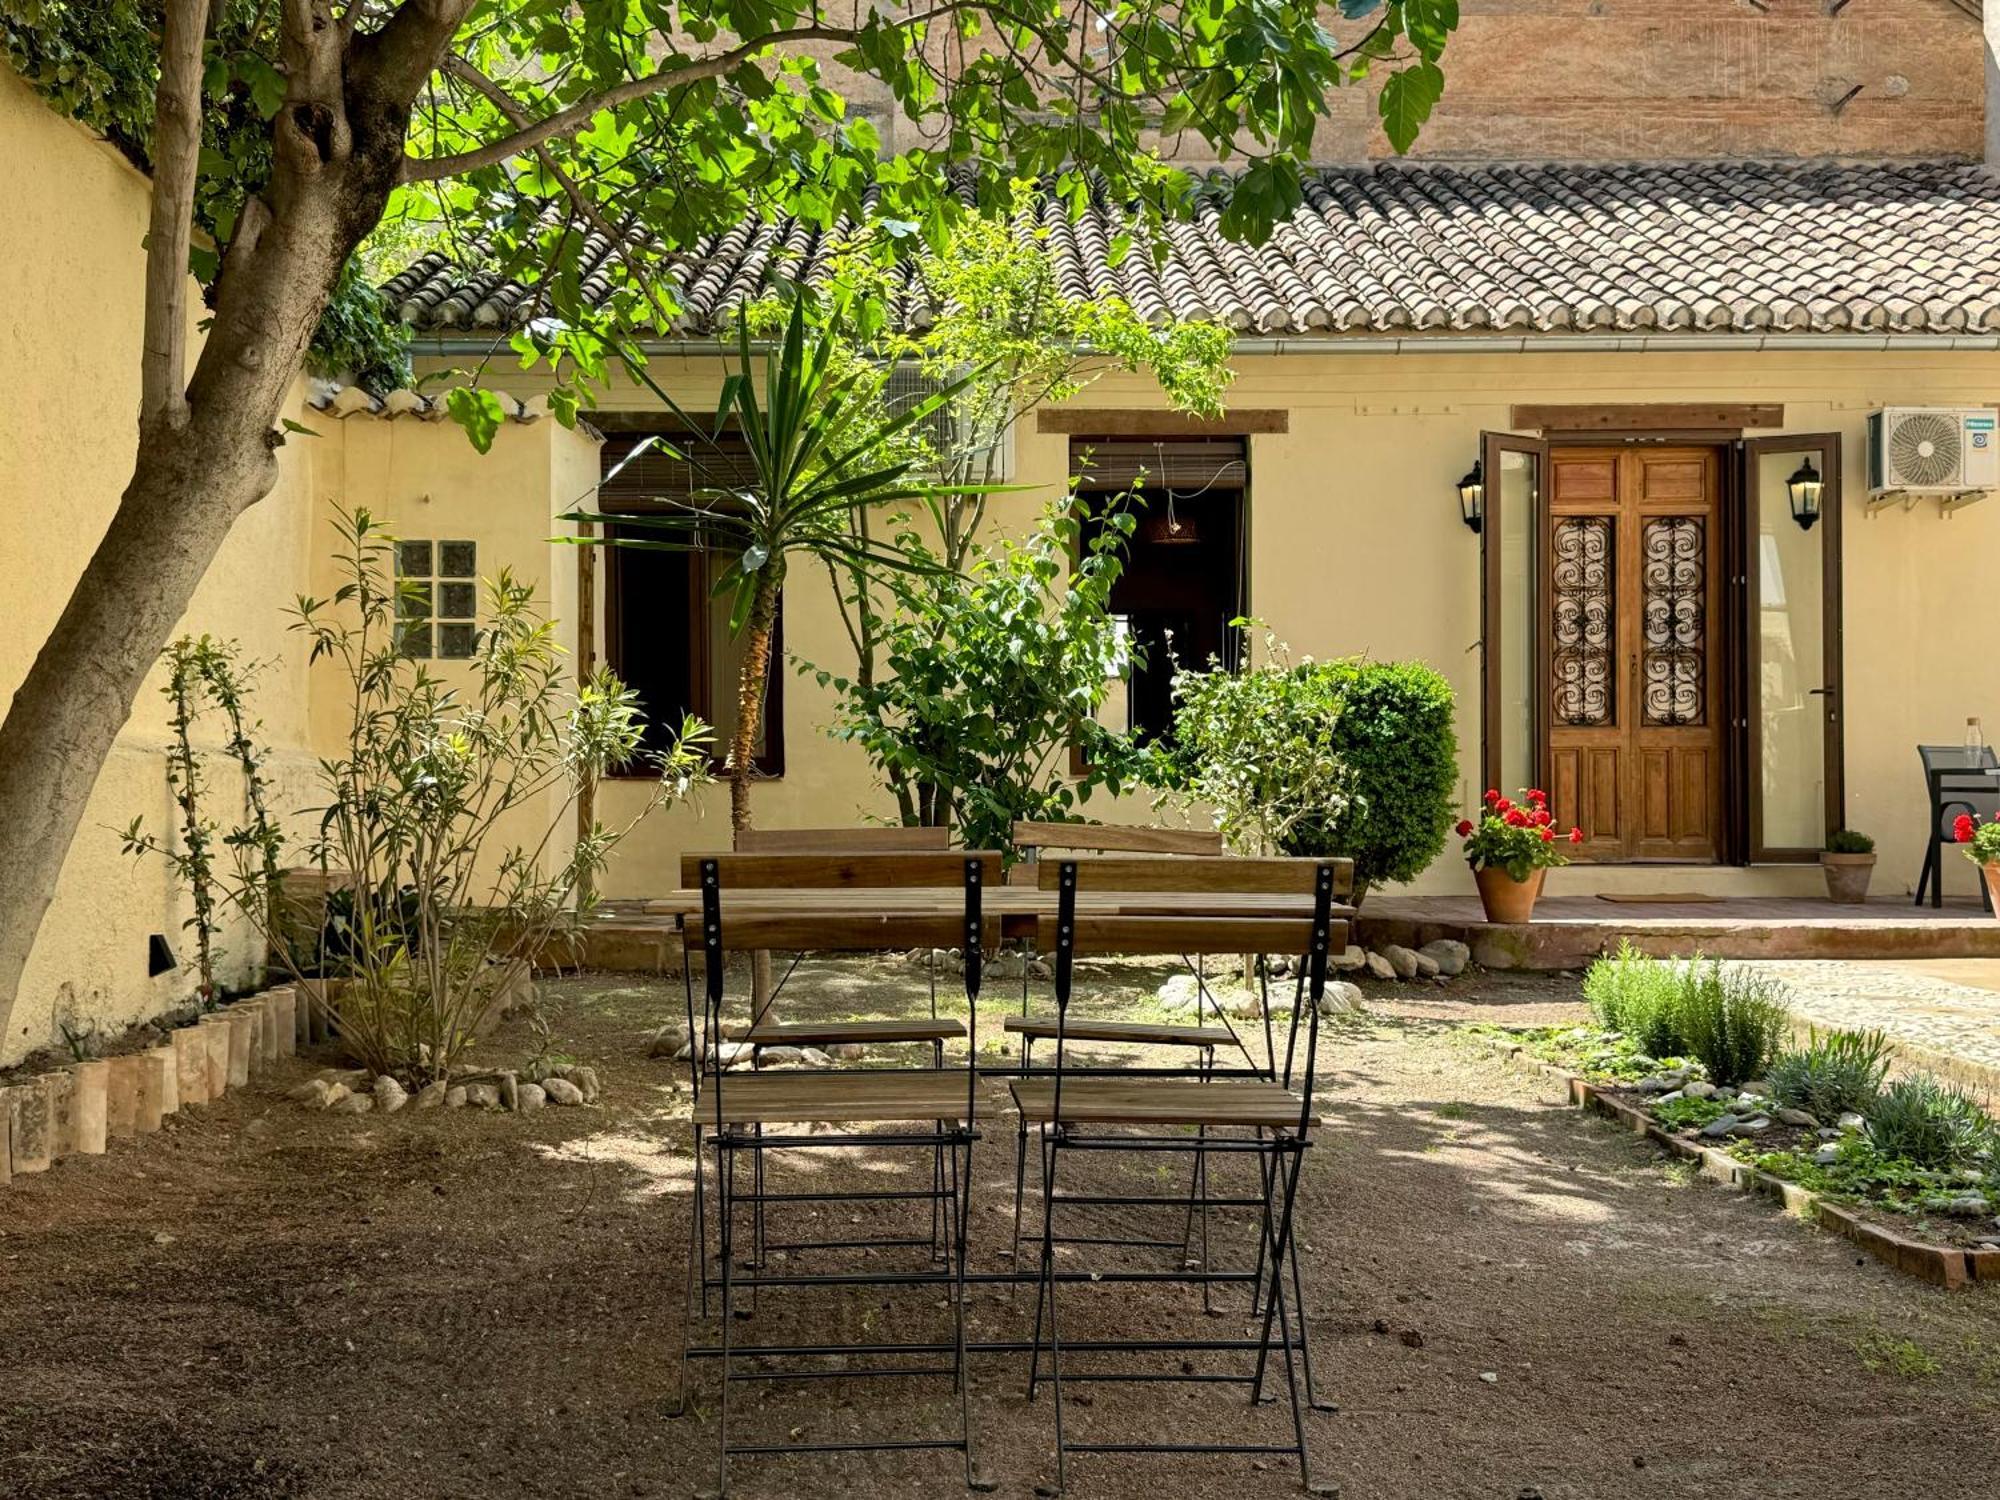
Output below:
[1581,941,1688,1057]
[1675,961,1790,1087]
[1766,1027,1892,1121]
[1865,1075,1996,1170]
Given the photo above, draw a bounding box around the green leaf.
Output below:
[1380,61,1445,154]
[445,387,507,454]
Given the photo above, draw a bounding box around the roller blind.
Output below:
[1069,438,1248,493]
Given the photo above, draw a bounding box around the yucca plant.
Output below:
[567,293,995,838]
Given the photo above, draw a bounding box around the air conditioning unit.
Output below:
[1866,407,1999,500]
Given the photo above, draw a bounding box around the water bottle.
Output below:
[1968,717,1985,754]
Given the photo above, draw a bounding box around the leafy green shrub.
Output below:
[1653,1095,1729,1132]
[1767,1027,1891,1120]
[1307,659,1457,889]
[1824,829,1875,855]
[1865,1076,1996,1169]
[1164,639,1456,893]
[1675,962,1789,1087]
[1581,941,1688,1057]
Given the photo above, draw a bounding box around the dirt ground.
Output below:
[4,959,1999,1500]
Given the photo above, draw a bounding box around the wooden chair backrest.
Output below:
[1011,820,1223,858]
[733,825,950,853]
[1033,853,1354,897]
[680,850,1004,890]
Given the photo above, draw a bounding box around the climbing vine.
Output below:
[123,635,280,1004]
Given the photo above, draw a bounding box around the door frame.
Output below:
[1743,433,1846,860]
[1482,428,1842,865]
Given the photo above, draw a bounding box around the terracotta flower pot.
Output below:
[1983,861,2000,917]
[1474,865,1546,923]
[1820,851,1876,905]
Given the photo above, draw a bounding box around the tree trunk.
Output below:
[0,435,275,1027]
[728,572,781,1022]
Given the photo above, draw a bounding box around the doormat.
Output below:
[1595,892,1723,905]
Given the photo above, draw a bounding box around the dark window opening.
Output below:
[600,431,784,776]
[1072,438,1248,745]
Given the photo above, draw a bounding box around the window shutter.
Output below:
[1069,439,1248,493]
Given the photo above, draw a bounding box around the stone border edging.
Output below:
[1482,1038,1997,1291]
[1,984,321,1190]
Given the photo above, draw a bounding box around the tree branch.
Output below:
[140,0,214,428]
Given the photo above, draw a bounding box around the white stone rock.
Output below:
[516,1083,547,1112]
[1411,950,1441,980]
[1380,945,1420,980]
[445,1085,468,1109]
[1775,1108,1819,1129]
[1157,974,1202,1012]
[330,1092,374,1115]
[1812,1143,1841,1166]
[289,1079,330,1106]
[757,1046,806,1067]
[1321,981,1367,1015]
[1417,940,1470,978]
[1683,1081,1717,1099]
[1364,952,1398,982]
[648,1025,689,1059]
[829,1042,866,1062]
[1329,945,1366,972]
[320,1082,351,1110]
[413,1081,448,1110]
[464,1082,500,1109]
[1837,1112,1866,1133]
[800,1048,834,1068]
[373,1076,408,1115]
[543,1077,586,1106]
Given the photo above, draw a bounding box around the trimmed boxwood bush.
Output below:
[1282,659,1458,891]
[1165,650,1457,894]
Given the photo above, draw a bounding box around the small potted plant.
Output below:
[1456,787,1583,923]
[1820,829,1877,904]
[1953,811,2000,913]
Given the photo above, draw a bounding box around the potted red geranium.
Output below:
[1953,811,2000,913]
[1457,787,1583,923]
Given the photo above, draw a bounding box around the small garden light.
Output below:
[1786,456,1824,531]
[1456,458,1484,534]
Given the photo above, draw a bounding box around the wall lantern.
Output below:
[1456,459,1485,534]
[1786,457,1824,531]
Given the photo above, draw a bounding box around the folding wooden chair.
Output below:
[1013,858,1347,1495]
[734,825,952,854]
[675,857,994,1496]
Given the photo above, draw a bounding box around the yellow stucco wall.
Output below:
[404,344,2000,906]
[0,69,320,1066]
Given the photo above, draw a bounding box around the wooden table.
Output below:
[646,887,1351,954]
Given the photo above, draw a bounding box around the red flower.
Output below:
[1455,819,1474,837]
[1483,789,1500,805]
[1527,789,1548,806]
[1569,827,1585,844]
[1539,826,1555,843]
[1533,808,1552,827]
[1495,797,1513,814]
[1955,813,1978,843]
[1504,808,1528,827]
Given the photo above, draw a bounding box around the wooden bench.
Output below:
[1010,1076,1317,1129]
[734,825,950,853]
[1012,820,1224,858]
[707,1070,973,1127]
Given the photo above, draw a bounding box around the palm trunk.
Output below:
[729,573,781,1021]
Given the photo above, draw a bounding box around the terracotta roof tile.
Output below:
[380,160,2000,340]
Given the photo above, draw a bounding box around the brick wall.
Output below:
[820,0,1984,164]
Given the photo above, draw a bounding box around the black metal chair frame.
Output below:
[1018,859,1340,1496]
[1915,745,2000,911]
[674,857,988,1497]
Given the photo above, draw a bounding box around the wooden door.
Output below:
[1545,447,1723,862]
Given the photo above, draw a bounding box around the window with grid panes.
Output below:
[395,539,479,658]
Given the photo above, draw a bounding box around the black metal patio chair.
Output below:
[673,856,990,1497]
[1915,744,2000,910]
[1012,857,1346,1496]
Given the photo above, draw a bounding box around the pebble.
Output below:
[1775,1108,1819,1129]
[1330,944,1367,972]
[756,1046,806,1067]
[1417,939,1470,977]
[1026,960,1052,981]
[516,1083,547,1112]
[464,1083,500,1109]
[445,1086,468,1109]
[543,1077,586,1106]
[1724,1118,1772,1138]
[1634,1073,1687,1095]
[413,1081,447,1109]
[373,1076,408,1114]
[1683,1081,1716,1099]
[1477,1371,1499,1384]
[1364,952,1398,982]
[320,1082,351,1110]
[1652,1090,1684,1105]
[1699,1114,1741,1139]
[1410,950,1441,980]
[289,1079,330,1106]
[497,1071,520,1111]
[1944,1194,1991,1217]
[1812,1143,1842,1166]
[1157,974,1202,1011]
[648,1025,689,1058]
[800,1048,834,1068]
[1837,1112,1866,1133]
[1380,945,1420,980]
[1322,981,1367,1015]
[330,1092,374,1115]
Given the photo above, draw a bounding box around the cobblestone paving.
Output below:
[1734,959,2000,1082]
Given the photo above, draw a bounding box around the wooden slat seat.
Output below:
[1002,1016,1234,1048]
[747,1018,966,1047]
[1009,1077,1317,1129]
[709,1071,972,1126]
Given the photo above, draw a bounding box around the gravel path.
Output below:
[2,965,1997,1500]
[1732,959,2000,1086]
